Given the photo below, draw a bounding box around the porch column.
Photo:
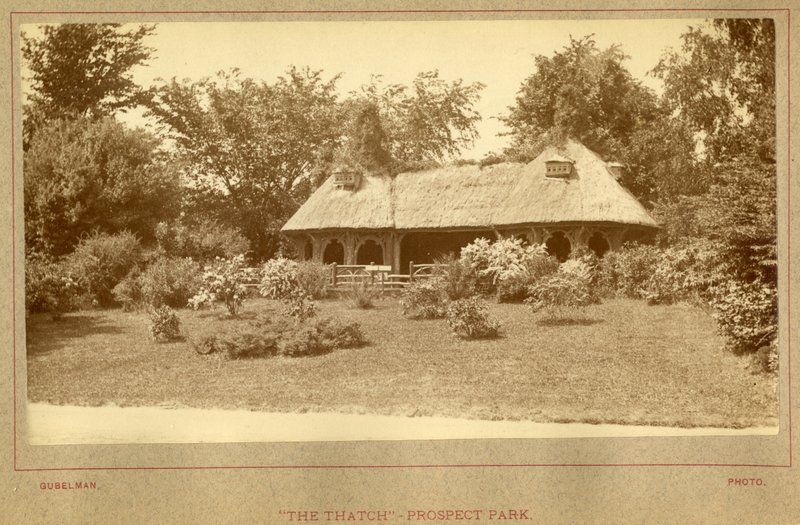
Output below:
[391,232,404,274]
[343,232,356,265]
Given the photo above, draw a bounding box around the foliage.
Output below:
[277,316,366,357]
[22,23,154,144]
[502,35,658,160]
[111,270,143,311]
[218,331,279,360]
[148,305,181,342]
[137,256,202,308]
[607,243,661,300]
[641,242,721,305]
[432,255,479,300]
[401,278,449,319]
[458,237,559,301]
[355,71,485,163]
[155,220,250,262]
[526,260,596,320]
[446,297,501,340]
[188,255,253,316]
[332,101,392,175]
[66,231,143,307]
[24,116,180,256]
[653,19,775,162]
[295,262,330,300]
[260,256,301,300]
[147,68,342,259]
[707,280,777,355]
[284,292,317,322]
[345,279,379,309]
[259,257,329,300]
[25,256,80,318]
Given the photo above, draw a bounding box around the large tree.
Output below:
[653,19,775,163]
[147,67,343,259]
[354,71,485,165]
[24,116,181,256]
[501,35,701,205]
[22,23,154,119]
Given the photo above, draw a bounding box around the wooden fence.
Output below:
[244,262,447,294]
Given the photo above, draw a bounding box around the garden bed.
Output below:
[25,297,777,428]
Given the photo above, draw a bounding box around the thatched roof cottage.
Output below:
[281,139,658,273]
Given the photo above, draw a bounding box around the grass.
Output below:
[25,298,777,428]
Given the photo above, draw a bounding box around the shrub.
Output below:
[707,280,777,355]
[155,219,249,262]
[285,292,317,322]
[458,237,559,301]
[277,317,367,357]
[401,278,449,319]
[446,297,501,340]
[642,242,721,305]
[526,260,596,320]
[750,344,778,374]
[260,256,299,300]
[148,306,181,342]
[296,261,330,299]
[609,243,661,299]
[138,256,202,308]
[66,231,142,307]
[112,270,143,311]
[188,255,253,316]
[260,257,329,300]
[25,256,80,318]
[345,279,379,309]
[312,317,367,349]
[218,330,279,360]
[191,334,219,355]
[433,254,479,300]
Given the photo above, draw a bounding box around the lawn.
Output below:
[25,297,778,428]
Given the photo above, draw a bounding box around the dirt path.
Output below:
[26,403,777,445]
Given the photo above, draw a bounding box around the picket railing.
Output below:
[244,262,448,294]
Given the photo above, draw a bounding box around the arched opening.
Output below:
[322,240,344,265]
[545,231,572,262]
[356,240,384,265]
[400,230,497,273]
[303,240,313,261]
[587,231,610,258]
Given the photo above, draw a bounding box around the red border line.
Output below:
[9,8,794,471]
[786,7,793,468]
[8,8,794,15]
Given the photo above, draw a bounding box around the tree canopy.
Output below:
[24,116,181,256]
[22,24,154,123]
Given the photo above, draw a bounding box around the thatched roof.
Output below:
[282,139,658,233]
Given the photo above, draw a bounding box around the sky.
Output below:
[23,18,708,159]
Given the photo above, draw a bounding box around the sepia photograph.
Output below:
[19,17,780,446]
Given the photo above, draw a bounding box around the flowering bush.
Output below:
[148,305,181,342]
[707,280,777,355]
[458,237,559,301]
[285,292,317,322]
[446,297,501,340]
[25,257,80,319]
[260,256,300,299]
[401,278,449,319]
[526,260,596,321]
[260,257,329,300]
[432,255,478,300]
[188,255,252,316]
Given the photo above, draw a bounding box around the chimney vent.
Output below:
[332,169,361,190]
[545,154,574,178]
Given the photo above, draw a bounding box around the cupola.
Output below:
[545,154,574,178]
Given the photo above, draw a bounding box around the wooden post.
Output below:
[331,263,337,287]
[409,261,414,282]
[370,262,375,286]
